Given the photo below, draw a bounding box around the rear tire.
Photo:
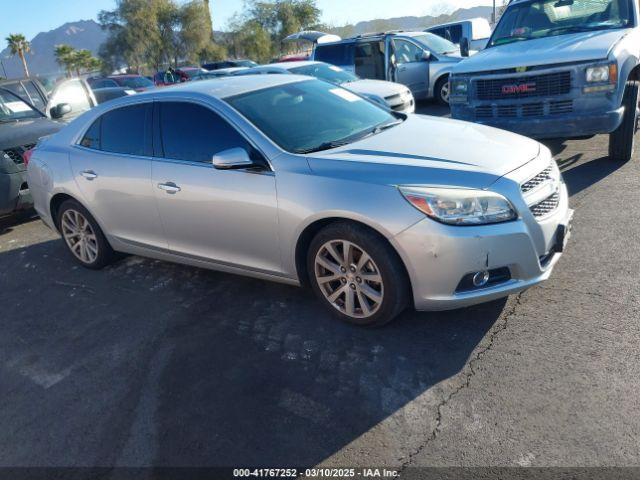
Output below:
[434,76,450,106]
[56,199,115,270]
[609,80,639,162]
[307,222,410,327]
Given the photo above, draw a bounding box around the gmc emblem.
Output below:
[502,82,537,94]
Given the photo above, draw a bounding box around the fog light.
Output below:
[472,271,490,287]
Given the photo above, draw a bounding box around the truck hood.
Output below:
[0,117,63,150]
[307,114,540,189]
[345,79,409,98]
[453,28,630,75]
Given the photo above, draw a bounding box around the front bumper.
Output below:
[391,185,573,311]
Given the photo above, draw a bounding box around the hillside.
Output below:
[1,20,107,79]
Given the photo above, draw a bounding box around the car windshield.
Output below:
[489,0,633,47]
[114,76,154,88]
[226,79,401,154]
[0,88,42,122]
[411,33,459,55]
[236,60,258,68]
[288,63,358,85]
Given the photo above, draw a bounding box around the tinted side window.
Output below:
[314,43,353,66]
[101,104,152,156]
[159,102,250,163]
[80,118,101,149]
[448,25,463,43]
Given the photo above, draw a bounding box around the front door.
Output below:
[391,38,429,99]
[151,101,282,275]
[70,102,167,249]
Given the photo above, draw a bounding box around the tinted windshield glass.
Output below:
[490,0,633,47]
[411,33,459,54]
[114,76,154,89]
[226,80,399,154]
[289,63,358,85]
[0,89,42,121]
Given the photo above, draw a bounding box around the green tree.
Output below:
[55,45,101,76]
[54,44,75,76]
[5,33,31,77]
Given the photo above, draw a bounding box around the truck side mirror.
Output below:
[460,37,470,58]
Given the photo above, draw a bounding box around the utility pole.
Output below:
[0,58,6,78]
[492,0,496,26]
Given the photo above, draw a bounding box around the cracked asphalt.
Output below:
[0,102,639,474]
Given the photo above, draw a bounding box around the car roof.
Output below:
[137,74,311,99]
[108,74,142,78]
[318,30,428,45]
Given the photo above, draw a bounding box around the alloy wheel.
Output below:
[440,81,450,104]
[314,239,384,319]
[61,209,99,264]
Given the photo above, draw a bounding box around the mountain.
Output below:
[330,6,494,37]
[0,20,107,79]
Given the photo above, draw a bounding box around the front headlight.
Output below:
[399,186,517,226]
[585,63,617,83]
[450,79,469,94]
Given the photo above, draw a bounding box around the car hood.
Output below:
[345,79,408,98]
[453,29,629,74]
[0,116,63,149]
[307,114,540,189]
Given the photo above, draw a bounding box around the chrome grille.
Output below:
[530,192,560,218]
[521,165,553,194]
[475,71,571,100]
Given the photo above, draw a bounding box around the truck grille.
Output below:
[475,71,571,100]
[521,165,553,194]
[474,101,573,120]
[530,192,560,218]
[2,144,35,165]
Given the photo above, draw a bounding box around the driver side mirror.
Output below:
[460,37,470,58]
[212,147,255,170]
[421,50,431,61]
[50,103,72,119]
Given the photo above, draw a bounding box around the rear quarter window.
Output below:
[314,43,354,66]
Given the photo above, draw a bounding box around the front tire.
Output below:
[307,222,409,327]
[57,199,114,269]
[434,76,450,106]
[609,80,639,162]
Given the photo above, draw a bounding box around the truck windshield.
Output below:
[489,0,633,47]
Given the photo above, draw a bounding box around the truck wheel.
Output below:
[609,80,639,162]
[434,76,450,106]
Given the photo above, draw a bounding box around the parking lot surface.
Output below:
[1,102,639,469]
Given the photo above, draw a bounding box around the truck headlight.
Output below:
[584,63,617,93]
[399,186,517,226]
[449,79,469,103]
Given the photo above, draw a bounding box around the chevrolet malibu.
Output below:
[27,76,573,326]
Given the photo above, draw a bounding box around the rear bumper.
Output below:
[391,185,573,311]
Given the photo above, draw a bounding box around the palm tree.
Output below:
[54,44,75,77]
[6,33,31,77]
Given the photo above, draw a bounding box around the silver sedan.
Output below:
[27,75,573,326]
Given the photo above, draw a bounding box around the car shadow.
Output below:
[0,237,507,467]
[0,211,36,236]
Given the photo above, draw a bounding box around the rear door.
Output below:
[70,102,167,249]
[151,100,281,274]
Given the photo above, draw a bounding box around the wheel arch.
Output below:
[49,192,77,231]
[294,217,413,297]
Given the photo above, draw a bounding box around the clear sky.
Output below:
[1,0,494,43]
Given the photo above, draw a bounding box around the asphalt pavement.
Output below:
[0,102,638,474]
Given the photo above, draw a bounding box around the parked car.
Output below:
[312,31,463,104]
[28,75,573,326]
[153,69,189,86]
[108,74,155,92]
[425,17,492,51]
[449,0,640,161]
[201,59,258,71]
[191,67,249,81]
[0,88,62,218]
[86,77,120,89]
[237,61,415,113]
[0,77,48,112]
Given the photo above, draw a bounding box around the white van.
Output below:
[425,18,492,51]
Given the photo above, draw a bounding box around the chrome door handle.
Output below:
[157,182,181,194]
[80,170,97,180]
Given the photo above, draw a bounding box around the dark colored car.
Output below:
[91,87,135,104]
[107,75,155,92]
[0,78,48,113]
[86,77,119,89]
[0,88,62,218]
[201,59,257,71]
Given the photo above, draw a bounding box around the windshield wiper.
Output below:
[491,35,529,46]
[296,140,353,154]
[297,120,403,154]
